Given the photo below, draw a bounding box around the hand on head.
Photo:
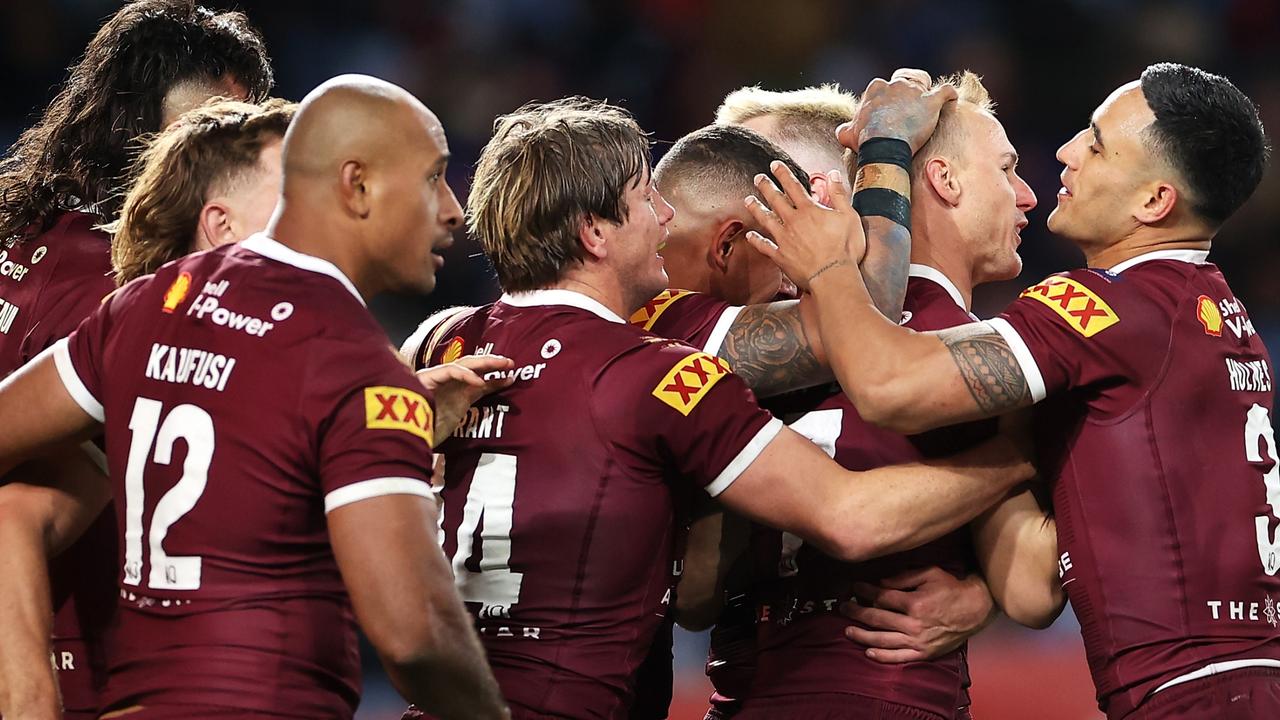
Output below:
[838,69,958,154]
[742,161,866,292]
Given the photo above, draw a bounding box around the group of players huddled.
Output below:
[0,2,1274,720]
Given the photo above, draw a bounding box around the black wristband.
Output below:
[856,137,912,172]
[852,187,911,228]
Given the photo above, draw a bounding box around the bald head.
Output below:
[282,74,444,183]
[268,74,462,299]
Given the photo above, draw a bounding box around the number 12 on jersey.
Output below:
[123,397,213,591]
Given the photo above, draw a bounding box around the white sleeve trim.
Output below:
[705,417,784,498]
[701,305,745,356]
[51,338,104,423]
[324,477,434,514]
[984,318,1047,403]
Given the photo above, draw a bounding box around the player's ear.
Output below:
[808,173,833,207]
[709,219,743,272]
[924,156,960,207]
[1135,180,1179,225]
[577,213,608,260]
[194,202,234,251]
[339,160,371,219]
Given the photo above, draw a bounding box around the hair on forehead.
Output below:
[913,70,997,175]
[469,96,653,292]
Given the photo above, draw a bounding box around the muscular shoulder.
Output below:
[1007,267,1173,341]
[629,289,739,351]
[903,277,975,331]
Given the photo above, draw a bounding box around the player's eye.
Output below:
[1088,145,1102,156]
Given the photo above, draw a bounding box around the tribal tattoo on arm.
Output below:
[936,324,1034,416]
[720,300,831,398]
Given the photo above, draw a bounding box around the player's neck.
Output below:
[547,270,633,320]
[264,204,374,300]
[908,233,974,310]
[1084,226,1212,271]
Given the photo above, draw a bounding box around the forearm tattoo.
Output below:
[937,324,1032,415]
[721,301,830,398]
[859,219,910,320]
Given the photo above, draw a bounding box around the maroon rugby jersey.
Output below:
[638,271,990,716]
[987,249,1280,718]
[0,211,117,717]
[51,233,437,718]
[407,289,781,719]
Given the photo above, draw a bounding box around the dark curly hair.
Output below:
[0,0,273,246]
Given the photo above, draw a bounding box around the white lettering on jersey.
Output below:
[1220,298,1257,339]
[1227,358,1272,393]
[201,279,229,297]
[483,362,547,383]
[0,296,18,334]
[145,343,237,392]
[186,295,276,337]
[453,404,511,440]
[1204,596,1277,627]
[0,249,34,282]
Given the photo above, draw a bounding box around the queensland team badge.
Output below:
[1196,295,1223,337]
[162,272,192,314]
[652,351,731,416]
[1019,276,1119,337]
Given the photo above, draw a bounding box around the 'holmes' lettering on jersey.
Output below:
[145,343,237,392]
[453,403,510,439]
[1227,357,1272,392]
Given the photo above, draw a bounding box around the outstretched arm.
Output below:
[745,164,1034,433]
[717,427,1033,563]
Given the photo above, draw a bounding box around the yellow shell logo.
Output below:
[162,272,192,314]
[441,336,464,364]
[1197,295,1222,337]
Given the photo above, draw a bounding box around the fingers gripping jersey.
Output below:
[409,289,780,719]
[987,251,1280,718]
[0,211,117,716]
[53,234,436,718]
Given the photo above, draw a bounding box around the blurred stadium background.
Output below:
[4,1,1277,717]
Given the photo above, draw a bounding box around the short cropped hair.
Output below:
[1140,62,1270,225]
[716,84,858,173]
[655,125,808,207]
[109,98,295,284]
[913,71,995,176]
[468,97,651,292]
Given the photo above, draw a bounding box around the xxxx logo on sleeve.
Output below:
[630,289,692,330]
[1020,276,1119,337]
[652,351,731,416]
[365,386,435,446]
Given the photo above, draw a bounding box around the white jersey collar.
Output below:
[500,289,626,324]
[908,264,968,311]
[240,233,365,306]
[1108,248,1210,274]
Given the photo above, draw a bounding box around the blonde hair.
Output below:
[914,71,996,176]
[108,97,294,285]
[468,97,650,292]
[716,84,859,173]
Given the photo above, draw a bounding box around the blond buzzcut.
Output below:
[715,84,859,173]
[913,71,996,176]
[468,97,651,292]
[108,97,295,285]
